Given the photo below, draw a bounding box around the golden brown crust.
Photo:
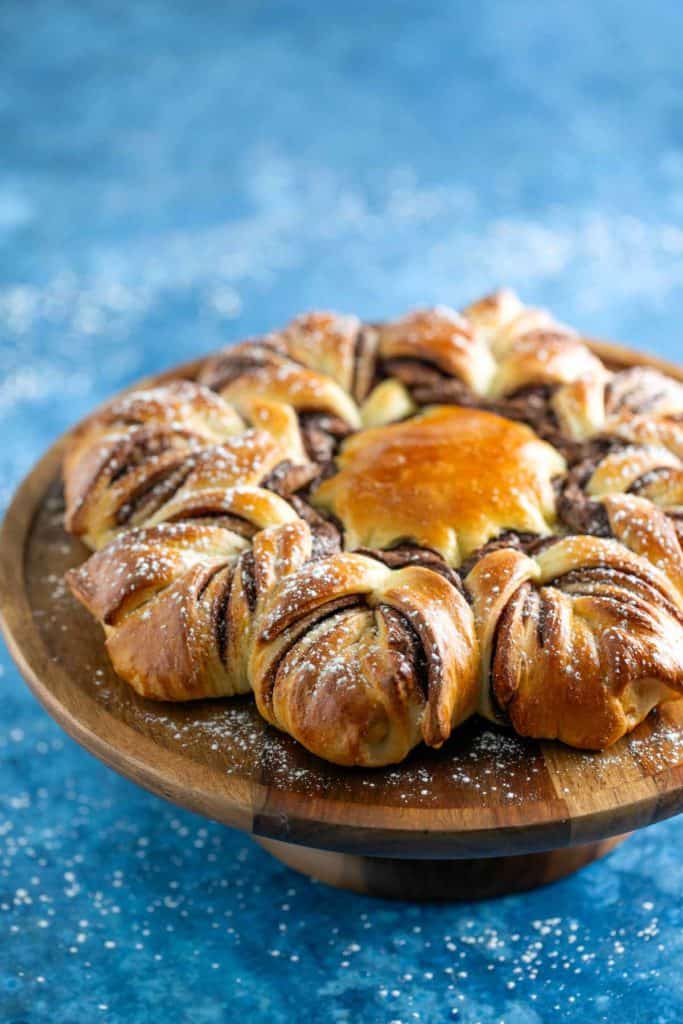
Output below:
[61,291,683,765]
[63,381,246,544]
[491,329,607,398]
[463,290,607,398]
[313,406,565,566]
[559,441,683,556]
[259,606,426,767]
[69,516,479,765]
[378,307,495,394]
[199,342,362,428]
[67,521,248,624]
[275,311,363,393]
[467,537,683,748]
[554,365,683,445]
[250,550,478,765]
[62,379,308,549]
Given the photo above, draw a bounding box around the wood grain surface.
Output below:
[3,339,683,886]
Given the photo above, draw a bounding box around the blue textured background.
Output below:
[2,3,683,1022]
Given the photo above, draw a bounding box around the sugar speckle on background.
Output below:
[4,2,683,1022]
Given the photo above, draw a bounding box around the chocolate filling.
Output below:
[286,495,343,558]
[357,544,466,598]
[238,550,258,613]
[557,484,611,537]
[557,456,613,538]
[492,385,558,438]
[382,357,475,408]
[549,564,683,621]
[108,428,198,485]
[487,591,522,724]
[198,343,283,393]
[536,589,552,649]
[458,532,542,579]
[164,509,260,539]
[261,459,320,497]
[259,596,365,712]
[377,603,429,701]
[212,565,235,668]
[380,363,573,452]
[298,412,353,464]
[628,466,678,494]
[605,369,669,416]
[352,325,380,403]
[259,458,344,557]
[115,457,196,526]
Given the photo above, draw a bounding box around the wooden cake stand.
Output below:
[3,341,683,901]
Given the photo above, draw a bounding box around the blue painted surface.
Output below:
[2,3,683,1021]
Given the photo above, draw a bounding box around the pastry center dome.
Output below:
[313,406,566,566]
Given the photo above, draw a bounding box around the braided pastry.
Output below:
[468,536,683,748]
[63,291,683,766]
[560,442,683,554]
[554,363,683,444]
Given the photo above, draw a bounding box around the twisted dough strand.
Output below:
[68,519,480,765]
[467,537,683,748]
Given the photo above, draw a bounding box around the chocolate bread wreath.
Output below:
[63,292,683,766]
